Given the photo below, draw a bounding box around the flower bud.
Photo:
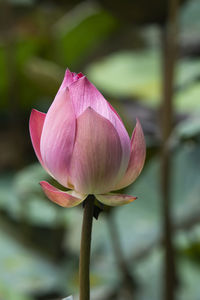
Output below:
[29,69,146,207]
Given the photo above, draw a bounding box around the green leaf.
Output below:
[0,281,32,300]
[0,164,61,227]
[86,49,200,112]
[174,116,200,139]
[177,256,200,300]
[86,50,161,103]
[180,0,200,40]
[176,59,200,87]
[13,164,62,226]
[175,83,200,113]
[0,229,63,296]
[54,3,117,67]
[24,57,64,96]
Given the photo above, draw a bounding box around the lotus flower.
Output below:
[29,69,145,207]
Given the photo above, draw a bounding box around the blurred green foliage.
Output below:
[1,0,200,299]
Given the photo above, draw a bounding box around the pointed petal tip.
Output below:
[65,68,84,80]
[29,108,45,123]
[29,108,44,121]
[135,117,140,123]
[30,108,36,115]
[135,118,143,130]
[29,109,46,168]
[59,69,78,91]
[40,181,86,208]
[64,68,71,76]
[95,193,137,207]
[29,109,45,134]
[133,118,143,139]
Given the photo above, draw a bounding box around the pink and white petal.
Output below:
[29,109,46,169]
[40,88,76,188]
[68,107,123,194]
[95,193,137,206]
[40,181,87,207]
[57,69,74,94]
[108,106,131,178]
[114,119,146,190]
[68,76,110,118]
[69,76,131,176]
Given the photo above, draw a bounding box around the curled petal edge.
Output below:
[114,119,146,190]
[29,109,46,169]
[40,181,87,207]
[95,193,137,207]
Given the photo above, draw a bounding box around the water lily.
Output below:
[29,69,145,207]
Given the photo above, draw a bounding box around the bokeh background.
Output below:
[1,0,200,299]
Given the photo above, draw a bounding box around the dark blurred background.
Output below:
[1,0,200,299]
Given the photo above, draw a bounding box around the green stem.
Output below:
[79,195,95,300]
[161,0,179,299]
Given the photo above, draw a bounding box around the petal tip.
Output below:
[128,196,137,203]
[39,180,47,187]
[95,193,137,207]
[40,181,86,208]
[29,108,41,124]
[29,109,46,168]
[64,68,72,77]
[135,118,143,130]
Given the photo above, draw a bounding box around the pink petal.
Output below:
[68,76,131,177]
[40,181,86,207]
[114,119,146,190]
[68,107,123,194]
[57,69,84,94]
[29,109,46,169]
[40,88,76,188]
[95,193,137,206]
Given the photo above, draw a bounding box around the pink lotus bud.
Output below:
[29,69,146,207]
